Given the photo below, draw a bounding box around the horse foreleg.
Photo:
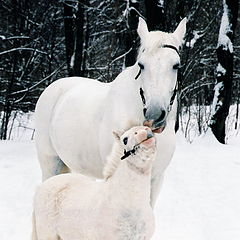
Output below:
[150,174,164,207]
[37,152,70,181]
[32,211,38,240]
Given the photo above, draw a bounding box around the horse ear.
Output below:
[173,17,187,46]
[137,17,149,41]
[112,131,122,141]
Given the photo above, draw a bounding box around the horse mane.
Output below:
[138,31,179,58]
[103,141,123,180]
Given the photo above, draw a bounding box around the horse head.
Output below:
[135,17,187,132]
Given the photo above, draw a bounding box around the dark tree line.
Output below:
[0,0,239,142]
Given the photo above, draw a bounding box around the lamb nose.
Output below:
[143,120,154,128]
[147,130,153,139]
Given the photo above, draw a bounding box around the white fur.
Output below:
[33,127,156,240]
[35,18,186,206]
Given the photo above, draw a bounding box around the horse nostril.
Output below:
[144,107,167,127]
[157,110,166,123]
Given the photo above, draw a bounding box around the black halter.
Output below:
[168,82,178,112]
[163,45,180,110]
[121,146,139,160]
[162,44,180,57]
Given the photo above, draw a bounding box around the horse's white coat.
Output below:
[35,17,186,205]
[32,126,156,240]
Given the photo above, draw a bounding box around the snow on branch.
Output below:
[10,64,64,98]
[216,63,226,77]
[0,36,30,41]
[217,0,233,53]
[109,46,133,65]
[157,0,164,7]
[0,48,47,56]
[123,1,144,20]
[211,81,224,123]
[186,30,204,48]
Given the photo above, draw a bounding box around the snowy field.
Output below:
[0,119,240,239]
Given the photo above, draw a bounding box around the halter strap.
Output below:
[162,44,179,110]
[121,147,137,160]
[135,69,141,80]
[168,82,178,112]
[162,44,180,57]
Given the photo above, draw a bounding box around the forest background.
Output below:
[0,0,239,143]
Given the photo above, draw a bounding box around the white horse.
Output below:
[35,17,186,206]
[33,126,156,240]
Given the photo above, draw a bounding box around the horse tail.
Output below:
[32,211,38,240]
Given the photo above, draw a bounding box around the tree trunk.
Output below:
[63,0,86,77]
[124,0,140,67]
[63,1,75,76]
[145,0,166,31]
[73,0,85,76]
[210,0,238,143]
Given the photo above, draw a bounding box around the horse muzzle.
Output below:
[143,120,166,133]
[143,107,167,133]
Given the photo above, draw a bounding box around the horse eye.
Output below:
[138,63,144,70]
[173,63,180,70]
[123,137,128,145]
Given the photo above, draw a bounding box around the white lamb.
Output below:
[32,126,157,240]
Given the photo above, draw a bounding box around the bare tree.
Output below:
[63,0,86,76]
[145,0,166,31]
[0,0,66,139]
[1,0,240,140]
[210,0,239,143]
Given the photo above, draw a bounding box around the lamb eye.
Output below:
[123,137,128,145]
[173,63,180,70]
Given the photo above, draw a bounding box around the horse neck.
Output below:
[106,145,153,204]
[106,65,143,127]
[110,65,140,104]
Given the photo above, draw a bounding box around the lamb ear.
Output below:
[173,17,187,46]
[137,17,149,41]
[112,131,122,141]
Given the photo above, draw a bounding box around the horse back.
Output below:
[35,76,110,178]
[35,77,93,152]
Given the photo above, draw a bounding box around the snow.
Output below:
[70,52,75,68]
[217,0,233,53]
[211,81,224,120]
[153,131,240,240]
[157,0,164,7]
[3,111,35,141]
[186,30,204,48]
[216,62,226,76]
[0,141,41,240]
[1,127,240,239]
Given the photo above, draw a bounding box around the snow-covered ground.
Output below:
[0,130,240,240]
